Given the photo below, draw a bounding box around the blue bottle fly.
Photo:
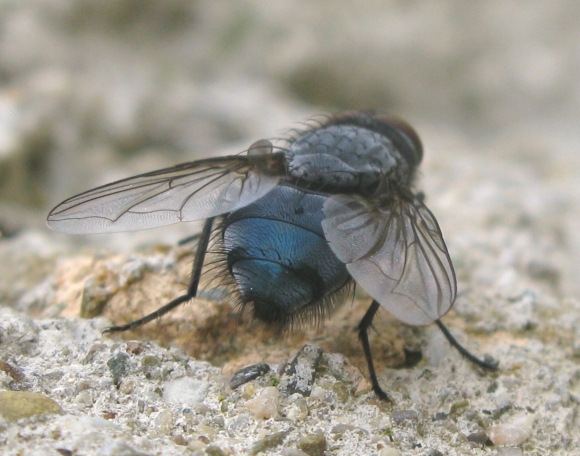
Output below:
[48,112,497,400]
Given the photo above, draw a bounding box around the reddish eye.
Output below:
[377,116,423,165]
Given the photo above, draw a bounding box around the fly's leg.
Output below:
[435,319,499,371]
[358,299,390,401]
[103,217,215,334]
[358,302,499,401]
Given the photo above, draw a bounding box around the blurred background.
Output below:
[0,0,579,297]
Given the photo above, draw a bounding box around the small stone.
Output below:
[241,382,256,399]
[154,409,173,434]
[205,445,227,456]
[0,360,25,384]
[280,344,323,397]
[140,355,161,367]
[56,449,73,456]
[466,430,489,445]
[125,340,145,355]
[245,386,280,420]
[107,352,130,384]
[450,399,469,415]
[297,431,327,456]
[230,363,271,389]
[0,391,62,421]
[309,386,326,401]
[74,390,93,406]
[82,343,107,364]
[197,423,217,440]
[379,448,401,456]
[284,395,308,422]
[250,430,288,455]
[280,449,309,456]
[173,434,188,446]
[433,412,448,421]
[391,409,419,424]
[488,413,534,446]
[163,377,209,407]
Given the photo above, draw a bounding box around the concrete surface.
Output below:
[0,1,578,455]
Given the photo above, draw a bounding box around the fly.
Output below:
[47,111,498,400]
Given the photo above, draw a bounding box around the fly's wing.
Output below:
[47,149,285,234]
[322,194,456,325]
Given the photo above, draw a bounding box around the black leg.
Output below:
[435,319,499,371]
[103,217,215,334]
[358,299,390,401]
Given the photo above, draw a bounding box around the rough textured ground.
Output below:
[0,1,579,455]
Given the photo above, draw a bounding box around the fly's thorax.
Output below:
[322,112,423,167]
[285,123,415,195]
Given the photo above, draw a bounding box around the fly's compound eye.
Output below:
[378,116,423,167]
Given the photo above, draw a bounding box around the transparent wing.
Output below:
[47,150,285,234]
[322,194,456,325]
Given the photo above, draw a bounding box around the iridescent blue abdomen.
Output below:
[223,184,350,325]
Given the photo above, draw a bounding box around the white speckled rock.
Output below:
[163,377,209,408]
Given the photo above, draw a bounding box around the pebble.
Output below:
[230,362,271,390]
[0,360,24,381]
[163,377,209,407]
[284,394,308,422]
[107,352,130,385]
[379,448,401,456]
[297,431,327,456]
[391,409,419,424]
[488,413,534,446]
[280,449,309,456]
[0,391,62,421]
[245,386,280,419]
[205,445,227,456]
[280,344,323,397]
[250,430,288,455]
[466,429,489,445]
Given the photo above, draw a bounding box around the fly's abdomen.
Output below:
[223,185,350,325]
